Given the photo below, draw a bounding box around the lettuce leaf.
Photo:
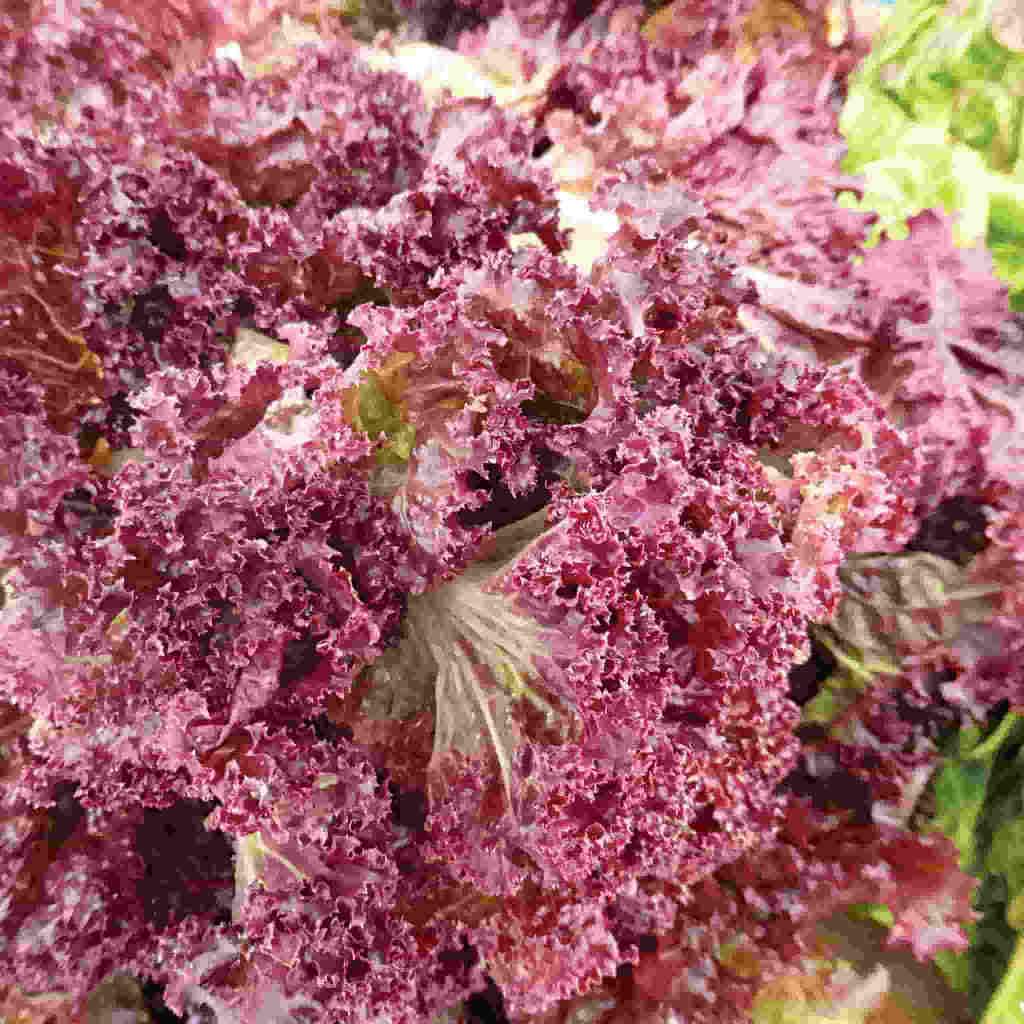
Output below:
[980,935,1024,1024]
[921,711,1024,1018]
[751,963,891,1024]
[841,0,1024,308]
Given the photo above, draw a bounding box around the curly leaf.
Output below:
[841,0,1024,305]
[359,514,573,816]
[343,353,418,465]
[827,551,1001,669]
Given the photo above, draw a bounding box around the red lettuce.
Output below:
[0,3,1011,1023]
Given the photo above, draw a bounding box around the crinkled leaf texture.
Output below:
[359,509,572,819]
[745,210,1023,511]
[0,1,1002,1022]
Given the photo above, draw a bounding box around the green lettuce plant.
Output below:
[840,0,1024,308]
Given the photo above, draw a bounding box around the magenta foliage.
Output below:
[0,2,1017,1023]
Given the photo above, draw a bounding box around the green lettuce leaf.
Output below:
[920,711,1024,1017]
[344,358,418,465]
[841,0,1024,307]
[980,935,1024,1024]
